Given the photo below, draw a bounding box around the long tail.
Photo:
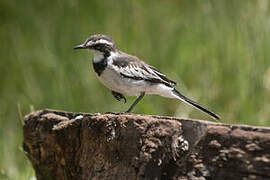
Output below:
[172,88,220,121]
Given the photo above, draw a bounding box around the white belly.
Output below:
[97,67,146,96]
[97,67,175,98]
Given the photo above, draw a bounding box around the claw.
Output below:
[122,96,127,103]
[111,91,127,103]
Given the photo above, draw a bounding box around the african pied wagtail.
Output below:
[74,34,220,120]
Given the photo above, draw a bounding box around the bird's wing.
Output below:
[111,54,176,87]
[148,65,177,86]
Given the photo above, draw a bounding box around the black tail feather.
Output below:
[172,89,220,121]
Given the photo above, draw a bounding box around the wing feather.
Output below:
[112,53,176,87]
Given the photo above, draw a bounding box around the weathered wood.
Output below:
[23,109,270,180]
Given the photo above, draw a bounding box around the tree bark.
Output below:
[23,109,270,180]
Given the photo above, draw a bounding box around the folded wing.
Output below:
[112,54,176,87]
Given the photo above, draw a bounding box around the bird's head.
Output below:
[74,34,116,56]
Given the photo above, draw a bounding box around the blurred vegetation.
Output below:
[1,0,270,179]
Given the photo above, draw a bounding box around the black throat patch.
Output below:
[92,57,108,76]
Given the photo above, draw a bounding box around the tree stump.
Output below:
[23,109,270,180]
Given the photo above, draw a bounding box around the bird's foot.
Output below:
[111,91,127,103]
[124,110,132,114]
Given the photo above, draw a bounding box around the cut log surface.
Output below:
[23,109,270,180]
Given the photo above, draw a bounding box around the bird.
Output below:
[74,34,220,120]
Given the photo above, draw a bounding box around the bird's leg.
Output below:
[111,91,127,103]
[106,91,127,114]
[126,92,145,113]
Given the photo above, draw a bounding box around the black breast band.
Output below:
[93,58,107,76]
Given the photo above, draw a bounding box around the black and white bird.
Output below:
[74,34,220,120]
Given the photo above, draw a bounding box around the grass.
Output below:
[1,0,270,179]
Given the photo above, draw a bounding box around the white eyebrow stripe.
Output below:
[95,39,113,46]
[86,41,93,46]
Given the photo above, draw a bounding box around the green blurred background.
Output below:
[1,0,270,179]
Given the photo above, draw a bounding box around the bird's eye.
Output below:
[86,40,94,47]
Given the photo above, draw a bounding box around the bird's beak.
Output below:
[73,44,85,50]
